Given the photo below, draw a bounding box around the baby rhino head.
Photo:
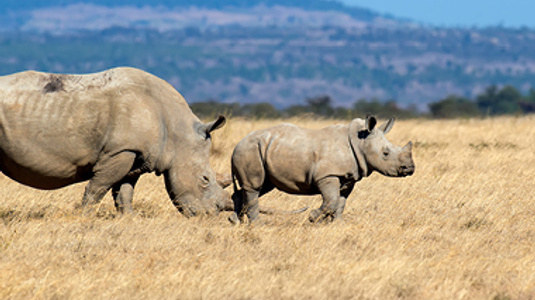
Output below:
[356,115,415,177]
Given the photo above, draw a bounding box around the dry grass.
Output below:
[1,116,535,299]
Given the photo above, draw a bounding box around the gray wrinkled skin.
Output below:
[229,115,415,224]
[0,67,228,216]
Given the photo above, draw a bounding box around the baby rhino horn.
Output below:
[403,141,413,152]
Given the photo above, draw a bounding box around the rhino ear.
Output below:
[378,117,395,134]
[203,115,226,134]
[365,114,377,132]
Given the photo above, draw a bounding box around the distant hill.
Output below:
[0,0,383,21]
[1,1,534,110]
[0,0,396,32]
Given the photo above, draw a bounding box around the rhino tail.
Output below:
[231,167,239,195]
[228,165,242,214]
[259,206,309,215]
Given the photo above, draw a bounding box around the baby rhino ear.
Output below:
[378,117,396,134]
[365,114,377,131]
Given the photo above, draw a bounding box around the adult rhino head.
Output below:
[164,115,232,217]
[349,115,415,178]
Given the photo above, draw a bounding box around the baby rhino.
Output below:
[229,115,414,224]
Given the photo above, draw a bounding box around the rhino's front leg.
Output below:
[309,177,341,223]
[333,181,354,220]
[111,175,140,214]
[79,151,136,214]
[333,197,345,218]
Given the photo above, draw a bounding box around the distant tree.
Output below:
[429,95,480,118]
[305,95,335,117]
[352,98,416,119]
[475,85,498,115]
[332,107,357,120]
[285,105,311,117]
[352,98,384,115]
[190,100,240,118]
[476,85,522,115]
[241,103,281,119]
[526,88,535,102]
[379,100,417,119]
[518,88,535,113]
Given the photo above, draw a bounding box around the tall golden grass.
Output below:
[1,116,535,299]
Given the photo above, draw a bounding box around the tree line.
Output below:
[191,85,535,119]
[191,96,417,120]
[429,85,535,118]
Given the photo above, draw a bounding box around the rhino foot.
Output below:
[308,209,322,223]
[74,202,96,216]
[308,209,337,223]
[228,213,266,226]
[228,212,241,225]
[248,217,266,227]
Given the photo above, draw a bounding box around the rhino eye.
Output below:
[200,175,210,187]
[383,148,390,157]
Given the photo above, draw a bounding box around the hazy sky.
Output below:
[340,0,535,28]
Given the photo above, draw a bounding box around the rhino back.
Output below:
[0,68,182,188]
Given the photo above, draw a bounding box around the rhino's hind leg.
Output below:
[229,182,275,225]
[231,145,272,224]
[80,151,137,213]
[230,189,261,224]
[242,189,260,223]
[111,175,140,214]
[309,177,342,223]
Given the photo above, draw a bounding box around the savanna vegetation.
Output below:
[192,84,535,119]
[1,116,534,299]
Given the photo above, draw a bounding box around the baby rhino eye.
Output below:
[383,148,390,156]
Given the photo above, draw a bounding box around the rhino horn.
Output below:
[216,172,232,188]
[403,141,413,152]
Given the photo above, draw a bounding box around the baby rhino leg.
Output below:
[333,181,354,220]
[230,146,266,225]
[309,177,341,223]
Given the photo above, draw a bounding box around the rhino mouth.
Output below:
[178,204,221,217]
[176,203,202,217]
[174,194,222,217]
[398,165,415,177]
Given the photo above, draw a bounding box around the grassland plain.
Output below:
[0,116,534,299]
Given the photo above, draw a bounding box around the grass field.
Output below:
[1,116,534,299]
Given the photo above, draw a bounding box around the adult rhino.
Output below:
[229,115,415,224]
[0,67,232,216]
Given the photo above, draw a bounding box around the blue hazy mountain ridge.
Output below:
[0,0,382,21]
[1,0,534,109]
